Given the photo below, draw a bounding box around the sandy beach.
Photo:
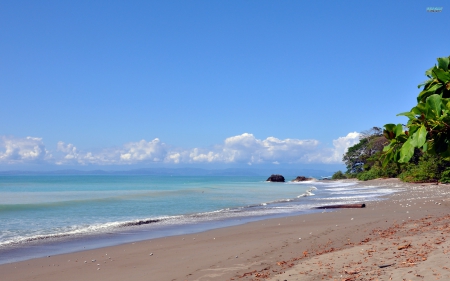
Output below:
[1,178,450,281]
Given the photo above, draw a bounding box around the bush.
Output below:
[357,167,382,181]
[356,163,400,181]
[440,169,450,183]
[398,154,445,183]
[331,170,347,179]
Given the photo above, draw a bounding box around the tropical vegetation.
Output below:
[334,56,450,183]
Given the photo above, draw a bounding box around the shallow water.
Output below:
[0,175,398,264]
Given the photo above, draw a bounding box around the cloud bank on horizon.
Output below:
[0,133,360,166]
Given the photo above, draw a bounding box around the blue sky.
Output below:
[0,1,447,171]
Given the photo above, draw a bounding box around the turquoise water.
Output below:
[0,175,397,263]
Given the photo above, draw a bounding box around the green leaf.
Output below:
[422,141,428,152]
[415,125,427,148]
[394,124,403,136]
[383,124,397,140]
[426,94,442,118]
[384,124,396,131]
[425,66,434,77]
[397,111,416,119]
[411,105,424,115]
[438,57,450,71]
[382,153,392,168]
[381,156,389,168]
[417,83,442,102]
[408,125,419,135]
[399,138,414,163]
[433,68,450,83]
[418,79,431,89]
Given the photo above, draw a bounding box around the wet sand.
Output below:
[1,178,450,281]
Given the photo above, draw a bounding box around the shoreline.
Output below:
[0,178,369,265]
[2,178,450,280]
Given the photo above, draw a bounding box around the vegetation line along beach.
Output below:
[333,56,450,184]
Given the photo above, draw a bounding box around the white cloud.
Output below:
[330,132,361,162]
[57,141,79,162]
[0,136,50,163]
[120,139,167,162]
[54,139,169,165]
[0,132,361,166]
[304,132,361,163]
[187,133,320,164]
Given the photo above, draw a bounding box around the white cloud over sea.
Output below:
[0,133,361,166]
[0,136,51,163]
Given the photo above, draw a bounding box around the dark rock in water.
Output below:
[267,174,285,182]
[292,176,313,182]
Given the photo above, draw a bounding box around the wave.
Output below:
[286,180,317,184]
[297,187,317,198]
[0,217,170,247]
[0,180,402,249]
[0,190,321,248]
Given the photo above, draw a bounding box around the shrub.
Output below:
[398,154,445,183]
[331,170,347,179]
[356,163,400,181]
[440,169,450,183]
[357,167,383,181]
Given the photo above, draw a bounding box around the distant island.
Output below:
[0,167,336,178]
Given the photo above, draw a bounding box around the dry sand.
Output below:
[1,178,450,281]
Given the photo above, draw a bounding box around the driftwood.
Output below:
[378,263,396,268]
[314,203,366,209]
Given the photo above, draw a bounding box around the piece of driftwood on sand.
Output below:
[314,203,366,209]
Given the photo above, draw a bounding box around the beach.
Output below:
[1,178,449,281]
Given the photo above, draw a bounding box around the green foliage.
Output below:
[343,138,369,174]
[344,172,358,179]
[440,169,450,183]
[398,154,445,183]
[383,56,450,166]
[343,127,387,174]
[331,170,347,180]
[356,162,400,181]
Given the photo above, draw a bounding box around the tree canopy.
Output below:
[382,56,450,166]
[337,56,450,182]
[343,127,387,174]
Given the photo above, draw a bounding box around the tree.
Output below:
[332,170,347,179]
[343,127,388,174]
[383,56,450,166]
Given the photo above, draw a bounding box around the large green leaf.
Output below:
[383,124,397,139]
[399,138,414,163]
[426,94,442,118]
[384,124,396,131]
[417,83,442,102]
[383,142,393,152]
[433,68,450,83]
[408,124,420,135]
[438,57,449,71]
[394,124,403,136]
[411,105,425,115]
[382,154,391,168]
[414,125,427,148]
[397,111,416,119]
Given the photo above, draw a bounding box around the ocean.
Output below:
[0,175,398,264]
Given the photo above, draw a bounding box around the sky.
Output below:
[0,0,448,171]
